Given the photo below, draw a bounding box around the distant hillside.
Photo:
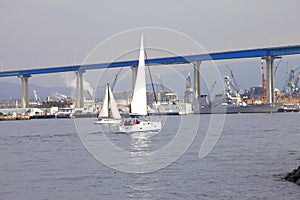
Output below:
[0,82,71,100]
[0,81,180,101]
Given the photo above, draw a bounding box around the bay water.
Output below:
[0,113,299,199]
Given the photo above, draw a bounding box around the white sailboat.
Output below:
[94,83,122,125]
[118,35,162,133]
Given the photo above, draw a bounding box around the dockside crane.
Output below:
[225,65,241,94]
[111,68,123,91]
[295,72,300,89]
[86,90,94,100]
[274,58,282,76]
[286,66,300,92]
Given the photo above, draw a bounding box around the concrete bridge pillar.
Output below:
[18,75,31,108]
[75,70,85,108]
[193,61,201,99]
[263,56,276,104]
[131,66,138,92]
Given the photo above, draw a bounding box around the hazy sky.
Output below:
[1,0,300,97]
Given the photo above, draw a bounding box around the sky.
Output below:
[1,0,300,98]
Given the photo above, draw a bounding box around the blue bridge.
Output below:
[1,44,300,108]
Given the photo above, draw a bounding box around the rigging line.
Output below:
[145,50,161,120]
[111,68,123,92]
[145,51,158,104]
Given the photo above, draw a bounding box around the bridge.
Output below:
[1,44,300,108]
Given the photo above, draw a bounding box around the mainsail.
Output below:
[117,35,162,133]
[130,34,148,116]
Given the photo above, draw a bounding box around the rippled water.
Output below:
[1,113,300,199]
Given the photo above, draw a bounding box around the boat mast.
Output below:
[107,83,112,118]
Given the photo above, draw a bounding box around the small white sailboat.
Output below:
[118,35,162,133]
[94,83,122,125]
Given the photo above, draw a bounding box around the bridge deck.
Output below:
[1,45,300,77]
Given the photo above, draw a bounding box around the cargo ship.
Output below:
[196,102,281,114]
[194,74,282,114]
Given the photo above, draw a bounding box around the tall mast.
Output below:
[107,83,112,118]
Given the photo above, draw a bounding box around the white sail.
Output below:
[108,85,121,119]
[98,84,109,118]
[98,84,121,119]
[130,34,147,116]
[118,35,162,133]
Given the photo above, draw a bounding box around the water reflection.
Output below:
[124,132,160,199]
[126,173,158,199]
[129,132,159,166]
[130,132,158,151]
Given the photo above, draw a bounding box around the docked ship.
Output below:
[197,102,281,114]
[194,74,282,114]
[148,102,180,115]
[147,92,182,115]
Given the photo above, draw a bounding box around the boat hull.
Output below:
[56,112,73,118]
[94,118,122,125]
[195,103,282,114]
[148,111,179,116]
[30,115,56,119]
[73,113,97,118]
[118,121,161,133]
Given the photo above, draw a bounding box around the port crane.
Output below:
[86,90,94,100]
[295,72,300,89]
[111,68,123,91]
[225,65,241,94]
[285,66,300,92]
[274,58,282,76]
[293,67,300,89]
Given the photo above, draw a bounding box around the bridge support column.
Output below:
[75,70,85,108]
[263,56,276,104]
[18,75,31,108]
[131,66,138,92]
[193,61,201,99]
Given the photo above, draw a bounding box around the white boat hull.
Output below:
[94,118,122,125]
[118,121,161,133]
